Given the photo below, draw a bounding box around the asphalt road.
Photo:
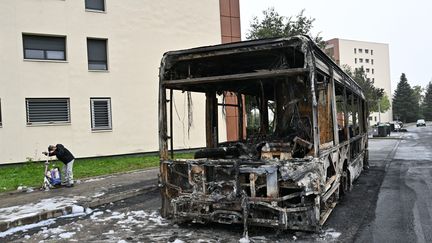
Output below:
[5,124,432,242]
[356,124,432,243]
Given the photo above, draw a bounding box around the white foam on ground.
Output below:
[172,239,185,243]
[103,230,115,235]
[39,226,65,235]
[71,205,85,214]
[84,178,104,183]
[90,211,104,220]
[0,219,56,238]
[322,228,342,239]
[94,212,125,222]
[0,197,82,222]
[92,191,106,198]
[117,216,141,225]
[59,232,76,239]
[239,236,250,243]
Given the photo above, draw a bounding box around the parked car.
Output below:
[396,120,403,128]
[416,119,426,127]
[394,123,401,131]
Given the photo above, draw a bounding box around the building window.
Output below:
[372,69,374,74]
[0,98,2,127]
[354,58,357,64]
[371,59,374,65]
[90,98,112,131]
[87,38,108,70]
[371,50,374,55]
[354,48,357,54]
[85,0,105,11]
[359,48,363,53]
[365,49,369,54]
[366,68,370,73]
[359,58,363,63]
[366,59,369,63]
[23,34,66,61]
[372,78,375,82]
[26,98,70,125]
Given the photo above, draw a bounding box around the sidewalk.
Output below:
[0,167,159,234]
[369,131,406,140]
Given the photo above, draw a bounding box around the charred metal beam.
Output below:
[237,93,244,140]
[159,86,168,160]
[329,68,340,145]
[259,82,269,134]
[205,91,218,148]
[307,48,320,157]
[343,86,350,141]
[162,68,309,87]
[169,89,174,159]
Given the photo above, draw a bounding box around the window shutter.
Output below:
[23,35,65,51]
[85,0,105,11]
[91,98,112,130]
[26,98,70,124]
[23,34,66,60]
[87,39,107,70]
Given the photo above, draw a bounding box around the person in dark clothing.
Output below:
[43,144,75,187]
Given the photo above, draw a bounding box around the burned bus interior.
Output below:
[158,36,368,232]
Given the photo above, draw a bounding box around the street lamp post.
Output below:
[378,101,381,123]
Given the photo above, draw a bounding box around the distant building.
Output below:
[0,0,241,164]
[325,38,392,123]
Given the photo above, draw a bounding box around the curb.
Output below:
[82,184,157,208]
[369,136,403,140]
[0,207,72,232]
[0,184,157,233]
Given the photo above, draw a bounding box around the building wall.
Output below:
[0,0,225,164]
[219,0,244,141]
[326,38,392,123]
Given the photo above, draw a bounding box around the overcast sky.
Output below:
[240,0,432,92]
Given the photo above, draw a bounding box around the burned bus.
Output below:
[158,36,368,231]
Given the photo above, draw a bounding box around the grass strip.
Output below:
[0,153,193,193]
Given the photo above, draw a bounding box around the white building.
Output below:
[0,0,241,164]
[326,38,392,123]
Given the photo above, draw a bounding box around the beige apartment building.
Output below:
[0,0,241,164]
[326,38,392,123]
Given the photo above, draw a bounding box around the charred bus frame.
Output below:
[158,36,368,231]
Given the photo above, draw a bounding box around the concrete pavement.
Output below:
[0,168,158,234]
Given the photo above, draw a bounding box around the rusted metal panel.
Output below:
[158,36,368,233]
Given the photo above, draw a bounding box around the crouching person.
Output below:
[43,144,75,187]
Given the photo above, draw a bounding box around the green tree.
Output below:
[392,73,419,122]
[412,85,424,105]
[379,93,391,113]
[246,8,324,47]
[343,65,384,113]
[412,85,424,117]
[422,81,432,120]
